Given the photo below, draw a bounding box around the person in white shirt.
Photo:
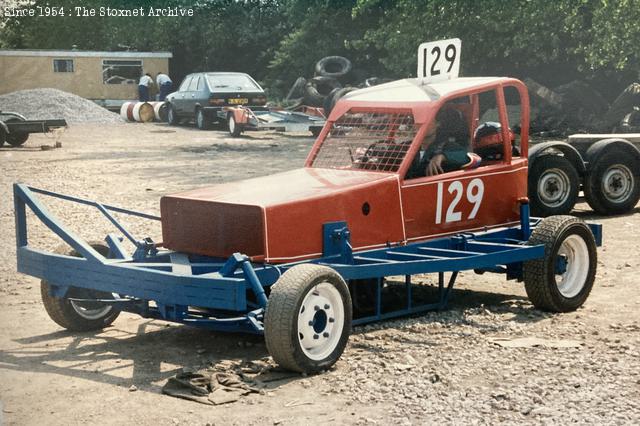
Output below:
[156,72,173,101]
[138,73,153,102]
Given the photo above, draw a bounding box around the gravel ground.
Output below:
[0,122,639,425]
[0,88,124,123]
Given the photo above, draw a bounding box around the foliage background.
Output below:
[2,0,639,98]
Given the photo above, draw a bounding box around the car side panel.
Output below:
[264,177,405,262]
[400,159,528,242]
[172,75,192,115]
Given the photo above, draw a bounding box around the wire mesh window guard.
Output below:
[310,111,418,172]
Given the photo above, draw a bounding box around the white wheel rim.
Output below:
[297,282,344,361]
[229,116,236,133]
[538,168,570,207]
[556,234,589,298]
[70,300,113,320]
[601,165,633,202]
[197,110,203,127]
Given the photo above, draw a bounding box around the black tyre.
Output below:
[227,113,242,137]
[264,264,352,374]
[523,216,597,312]
[310,76,341,96]
[364,77,392,87]
[584,149,640,215]
[167,104,179,125]
[285,77,307,102]
[195,108,210,130]
[617,108,640,133]
[315,56,352,78]
[0,127,6,147]
[41,243,121,331]
[323,87,340,115]
[528,155,580,216]
[323,86,356,117]
[4,117,29,147]
[303,82,326,107]
[310,127,323,138]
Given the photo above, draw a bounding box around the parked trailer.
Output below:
[0,111,67,147]
[14,39,604,373]
[221,106,325,138]
[528,133,640,216]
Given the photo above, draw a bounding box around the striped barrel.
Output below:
[148,101,168,121]
[120,102,155,122]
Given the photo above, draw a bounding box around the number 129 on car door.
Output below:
[435,178,484,224]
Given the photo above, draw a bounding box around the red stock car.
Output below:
[162,76,531,263]
[16,72,601,375]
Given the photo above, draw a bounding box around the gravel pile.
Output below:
[0,88,124,124]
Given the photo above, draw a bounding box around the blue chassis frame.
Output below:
[13,183,602,334]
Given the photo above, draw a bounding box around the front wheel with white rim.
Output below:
[523,216,597,312]
[41,243,121,331]
[264,264,352,374]
[167,104,179,126]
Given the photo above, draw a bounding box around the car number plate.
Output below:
[228,98,248,105]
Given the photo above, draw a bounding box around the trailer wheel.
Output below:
[523,216,597,312]
[167,104,179,126]
[227,113,242,137]
[584,150,640,215]
[195,108,210,130]
[264,264,352,374]
[310,127,322,138]
[529,155,579,216]
[41,243,121,331]
[4,117,29,147]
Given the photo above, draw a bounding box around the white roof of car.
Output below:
[343,77,508,103]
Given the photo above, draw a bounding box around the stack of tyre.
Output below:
[286,56,358,117]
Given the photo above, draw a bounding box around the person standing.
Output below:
[156,72,173,101]
[138,72,153,102]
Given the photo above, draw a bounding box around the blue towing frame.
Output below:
[14,183,603,334]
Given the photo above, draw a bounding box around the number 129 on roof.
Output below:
[417,38,461,82]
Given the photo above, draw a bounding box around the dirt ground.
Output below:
[1,123,639,425]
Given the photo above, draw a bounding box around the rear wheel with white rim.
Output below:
[41,243,121,331]
[195,108,210,130]
[264,264,352,373]
[523,216,597,312]
[227,113,243,137]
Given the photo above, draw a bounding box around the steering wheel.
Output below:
[355,139,411,171]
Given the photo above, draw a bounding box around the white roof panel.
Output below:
[343,77,508,104]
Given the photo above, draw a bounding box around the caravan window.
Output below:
[53,59,74,72]
[102,59,143,85]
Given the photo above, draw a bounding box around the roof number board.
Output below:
[417,38,461,83]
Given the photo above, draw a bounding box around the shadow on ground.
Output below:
[0,282,546,397]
